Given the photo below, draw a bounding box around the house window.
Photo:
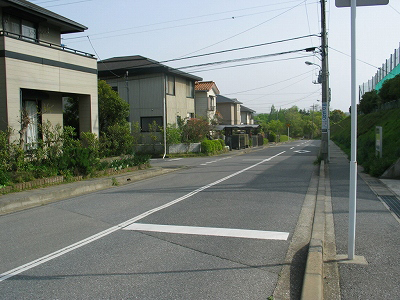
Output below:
[3,14,37,41]
[23,100,41,149]
[141,116,163,132]
[186,80,194,98]
[111,86,118,93]
[187,113,194,119]
[166,75,175,95]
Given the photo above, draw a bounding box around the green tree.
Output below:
[182,118,210,143]
[267,119,284,134]
[285,106,304,137]
[359,90,381,114]
[378,74,400,103]
[330,109,347,123]
[98,80,130,133]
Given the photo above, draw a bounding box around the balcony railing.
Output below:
[0,30,95,58]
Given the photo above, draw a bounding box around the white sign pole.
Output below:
[336,0,389,262]
[348,0,357,260]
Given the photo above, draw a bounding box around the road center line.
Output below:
[123,223,289,240]
[0,151,285,283]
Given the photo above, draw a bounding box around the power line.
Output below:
[175,48,315,70]
[180,0,308,57]
[329,46,379,69]
[242,72,320,104]
[225,69,316,95]
[87,36,121,78]
[62,2,316,42]
[34,0,93,7]
[187,54,314,73]
[389,4,400,15]
[161,34,319,64]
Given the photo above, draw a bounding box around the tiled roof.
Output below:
[195,81,220,94]
[2,0,87,33]
[240,105,256,113]
[216,95,242,104]
[98,55,202,81]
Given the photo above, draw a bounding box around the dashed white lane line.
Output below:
[123,223,289,240]
[0,151,285,283]
[200,156,232,166]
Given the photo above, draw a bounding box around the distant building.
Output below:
[194,81,220,122]
[97,55,202,132]
[0,0,98,146]
[240,105,255,125]
[216,95,242,125]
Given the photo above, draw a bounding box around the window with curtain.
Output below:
[3,14,37,41]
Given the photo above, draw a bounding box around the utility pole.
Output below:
[321,0,330,162]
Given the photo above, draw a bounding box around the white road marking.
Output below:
[200,156,232,166]
[168,158,183,161]
[0,151,285,283]
[124,223,289,240]
[290,147,295,149]
[294,150,311,153]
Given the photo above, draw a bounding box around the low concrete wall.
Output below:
[381,158,400,179]
[168,143,201,154]
[134,143,201,155]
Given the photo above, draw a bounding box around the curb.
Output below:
[301,161,326,300]
[0,167,179,215]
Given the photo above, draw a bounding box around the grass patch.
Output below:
[331,108,400,177]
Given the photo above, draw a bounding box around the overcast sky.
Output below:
[31,0,400,114]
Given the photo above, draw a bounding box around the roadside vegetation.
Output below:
[331,107,400,177]
[333,75,400,177]
[254,105,347,142]
[0,80,227,190]
[358,74,400,114]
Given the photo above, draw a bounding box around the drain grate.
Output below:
[380,195,400,219]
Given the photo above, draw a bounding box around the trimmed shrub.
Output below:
[201,140,223,154]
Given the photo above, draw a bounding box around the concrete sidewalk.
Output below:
[326,142,400,299]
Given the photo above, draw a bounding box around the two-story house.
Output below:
[194,81,220,122]
[0,0,98,146]
[240,105,255,125]
[97,55,202,135]
[216,95,242,125]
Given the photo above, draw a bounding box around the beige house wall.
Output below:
[1,36,98,141]
[217,103,234,125]
[195,89,217,121]
[42,93,63,127]
[235,104,241,125]
[167,76,194,124]
[106,74,164,126]
[103,73,196,129]
[195,91,208,119]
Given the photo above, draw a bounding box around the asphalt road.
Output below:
[0,140,320,299]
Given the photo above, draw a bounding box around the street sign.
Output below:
[336,0,389,7]
[375,126,383,158]
[321,102,328,130]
